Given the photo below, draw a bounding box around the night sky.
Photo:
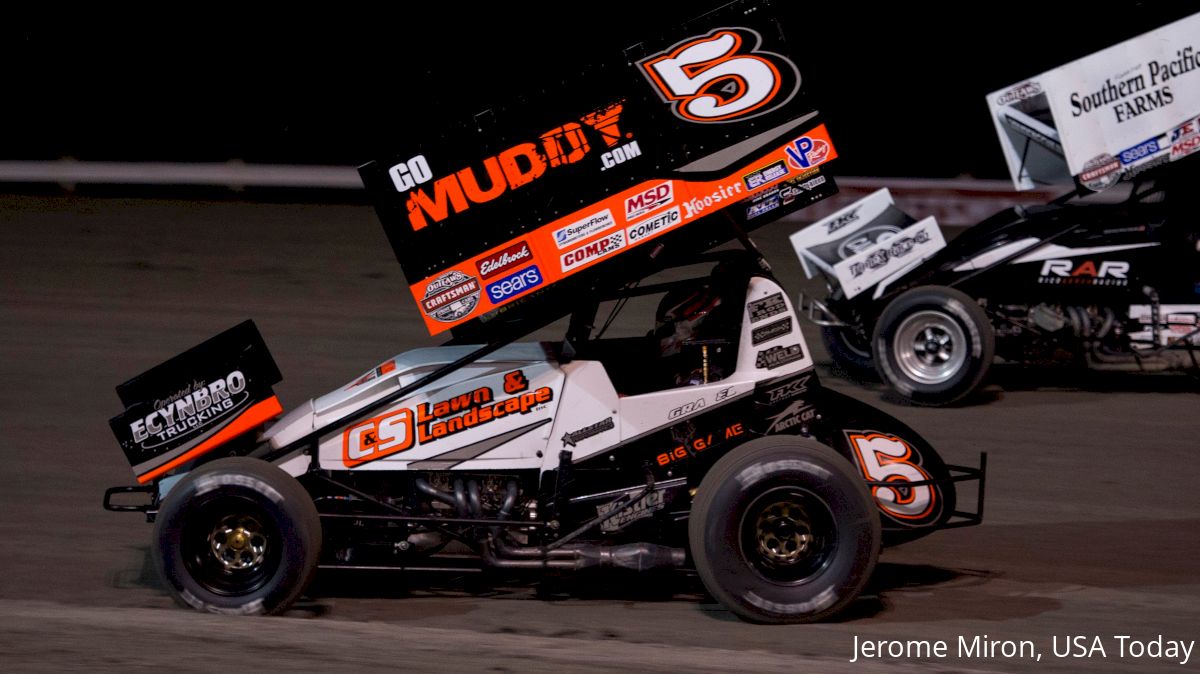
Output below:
[6,2,1195,178]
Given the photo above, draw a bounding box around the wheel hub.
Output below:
[754,501,814,565]
[893,310,968,385]
[209,516,267,571]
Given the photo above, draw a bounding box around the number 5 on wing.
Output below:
[639,28,800,123]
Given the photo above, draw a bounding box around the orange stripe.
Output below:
[136,396,284,484]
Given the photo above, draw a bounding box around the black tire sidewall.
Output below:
[873,286,994,405]
[820,325,877,381]
[153,458,320,615]
[690,439,879,623]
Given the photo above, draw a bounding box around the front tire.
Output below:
[689,437,880,624]
[153,457,321,615]
[873,285,995,405]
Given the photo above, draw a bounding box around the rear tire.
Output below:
[153,457,321,615]
[689,437,880,624]
[821,325,876,381]
[873,285,994,405]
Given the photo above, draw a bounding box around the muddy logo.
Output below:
[421,270,480,322]
[396,102,628,230]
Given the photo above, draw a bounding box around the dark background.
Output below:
[6,2,1196,178]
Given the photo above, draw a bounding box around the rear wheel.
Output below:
[153,457,321,615]
[873,285,994,405]
[689,437,880,624]
[821,325,876,381]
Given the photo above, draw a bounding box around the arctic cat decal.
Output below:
[765,400,815,433]
[846,431,939,523]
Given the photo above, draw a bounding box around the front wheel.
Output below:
[689,437,880,624]
[153,457,321,615]
[873,285,995,405]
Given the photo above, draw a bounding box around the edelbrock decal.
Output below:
[751,317,793,345]
[561,417,614,447]
[756,344,804,370]
[747,293,787,323]
[476,241,533,280]
[421,270,480,322]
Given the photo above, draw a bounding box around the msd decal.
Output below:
[785,135,831,170]
[421,270,480,322]
[625,182,673,221]
[476,241,533,280]
[343,371,555,467]
[561,231,626,272]
[398,102,628,230]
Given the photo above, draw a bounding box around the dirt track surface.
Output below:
[2,194,1198,672]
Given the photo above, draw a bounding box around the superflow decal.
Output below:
[639,28,801,124]
[343,370,554,468]
[846,431,938,523]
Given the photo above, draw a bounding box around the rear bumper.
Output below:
[103,484,158,523]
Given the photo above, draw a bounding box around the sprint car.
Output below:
[793,163,1200,405]
[792,15,1200,404]
[102,1,984,623]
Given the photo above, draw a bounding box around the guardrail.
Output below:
[0,160,1119,226]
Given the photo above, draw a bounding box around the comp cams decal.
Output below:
[638,27,801,124]
[756,344,804,370]
[343,370,554,467]
[561,231,626,272]
[845,431,940,524]
[421,270,480,323]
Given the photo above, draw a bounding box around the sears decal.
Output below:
[626,206,681,243]
[743,160,789,190]
[755,344,804,370]
[476,241,533,280]
[747,292,787,323]
[344,371,554,467]
[486,265,543,303]
[554,209,615,249]
[625,182,673,221]
[422,270,480,322]
[128,371,250,450]
[785,135,831,170]
[561,417,615,447]
[561,231,626,272]
[751,317,792,345]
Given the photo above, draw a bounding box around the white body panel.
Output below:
[264,277,811,476]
